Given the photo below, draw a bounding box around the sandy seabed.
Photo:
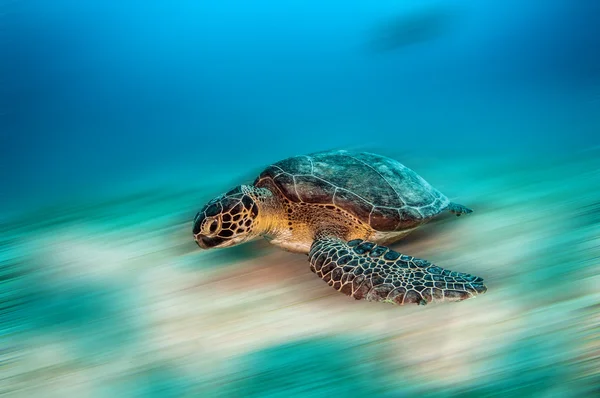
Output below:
[1,149,598,397]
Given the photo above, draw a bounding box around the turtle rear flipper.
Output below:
[447,202,473,216]
[308,238,486,305]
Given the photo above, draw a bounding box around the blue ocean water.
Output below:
[1,0,599,214]
[1,1,599,397]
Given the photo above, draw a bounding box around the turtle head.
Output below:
[193,185,260,249]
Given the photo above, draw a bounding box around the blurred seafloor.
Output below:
[1,148,599,397]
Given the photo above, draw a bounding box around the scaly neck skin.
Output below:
[245,186,285,238]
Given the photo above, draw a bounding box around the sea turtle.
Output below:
[193,150,486,305]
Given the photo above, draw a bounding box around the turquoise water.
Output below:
[1,1,599,397]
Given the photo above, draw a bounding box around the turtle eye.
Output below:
[209,219,219,233]
[202,217,221,235]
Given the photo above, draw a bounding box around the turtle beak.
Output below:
[195,235,208,249]
[194,234,229,249]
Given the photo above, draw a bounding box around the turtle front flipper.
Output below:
[308,238,486,305]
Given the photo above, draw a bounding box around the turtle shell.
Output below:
[253,150,450,231]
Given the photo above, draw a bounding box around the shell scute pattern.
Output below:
[351,152,438,207]
[294,175,336,204]
[272,173,300,203]
[370,206,402,231]
[255,151,447,232]
[310,152,400,206]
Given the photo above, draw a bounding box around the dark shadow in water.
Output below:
[368,7,458,53]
